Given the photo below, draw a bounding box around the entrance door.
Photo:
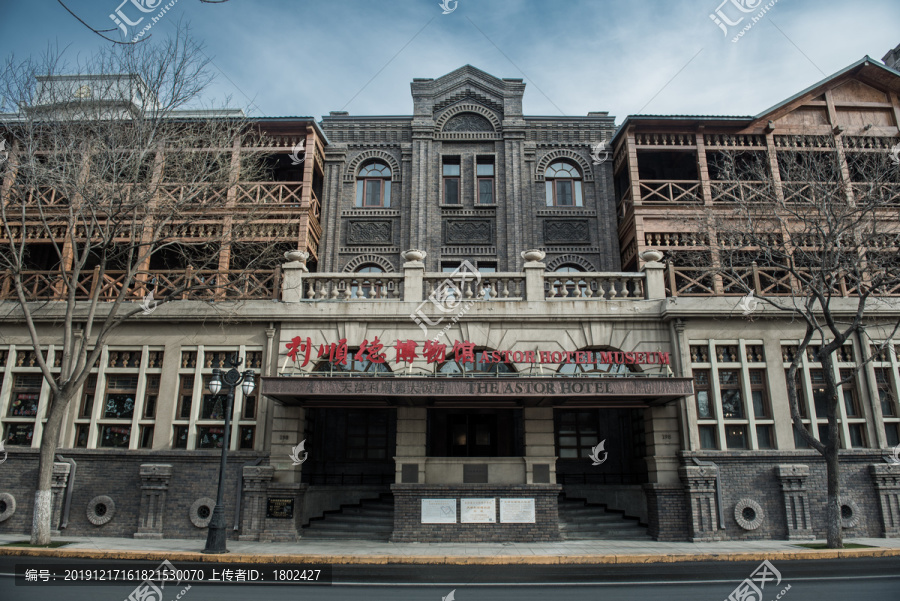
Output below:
[428,409,523,457]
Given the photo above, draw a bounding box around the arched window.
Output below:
[545,161,583,207]
[356,161,391,207]
[550,265,587,298]
[351,265,384,299]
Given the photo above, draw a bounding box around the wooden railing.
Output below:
[639,180,701,204]
[0,268,281,302]
[710,181,770,203]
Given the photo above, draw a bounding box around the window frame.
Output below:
[355,161,392,208]
[442,157,461,205]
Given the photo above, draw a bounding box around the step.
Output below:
[302,530,391,540]
[305,521,393,532]
[309,513,393,525]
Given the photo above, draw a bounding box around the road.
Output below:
[1,556,899,600]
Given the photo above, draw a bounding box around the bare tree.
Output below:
[0,28,286,545]
[693,136,900,548]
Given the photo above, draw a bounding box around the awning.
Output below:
[260,376,694,408]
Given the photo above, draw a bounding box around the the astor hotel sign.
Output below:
[261,336,692,409]
[282,336,672,368]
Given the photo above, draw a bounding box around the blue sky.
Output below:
[1,0,898,122]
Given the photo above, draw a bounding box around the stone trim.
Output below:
[0,492,16,522]
[239,465,275,541]
[679,465,722,541]
[545,254,597,272]
[776,464,814,540]
[534,150,595,183]
[86,495,116,526]
[135,464,173,540]
[344,150,402,183]
[434,103,502,135]
[342,254,396,273]
[840,499,862,529]
[50,462,71,536]
[734,498,765,530]
[189,497,215,528]
[870,463,900,537]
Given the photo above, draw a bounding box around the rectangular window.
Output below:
[8,374,42,417]
[848,424,866,448]
[785,370,808,418]
[886,423,900,447]
[5,422,34,446]
[178,375,194,419]
[239,426,255,450]
[875,368,895,416]
[144,375,160,419]
[98,425,131,448]
[555,180,574,206]
[810,369,828,417]
[200,375,226,420]
[749,369,770,418]
[79,374,97,418]
[103,374,139,419]
[840,369,860,417]
[756,425,774,449]
[242,394,257,420]
[699,425,717,449]
[364,179,383,207]
[196,426,225,449]
[443,159,460,205]
[694,370,713,419]
[139,425,154,449]
[477,158,494,204]
[793,426,810,449]
[173,425,189,449]
[74,424,89,448]
[556,410,601,459]
[346,410,389,459]
[719,370,744,419]
[725,425,748,449]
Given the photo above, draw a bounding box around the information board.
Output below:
[421,498,456,523]
[499,498,536,523]
[460,498,496,523]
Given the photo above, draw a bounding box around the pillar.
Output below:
[238,464,275,541]
[395,407,426,484]
[679,464,722,541]
[134,464,173,539]
[523,407,556,484]
[776,464,814,540]
[50,462,71,536]
[870,464,900,538]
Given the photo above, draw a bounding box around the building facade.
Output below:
[1,57,899,544]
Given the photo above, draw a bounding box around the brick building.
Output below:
[1,56,899,544]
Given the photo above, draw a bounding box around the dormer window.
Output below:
[356,161,391,207]
[545,161,583,207]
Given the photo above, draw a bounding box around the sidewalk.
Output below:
[2,533,900,565]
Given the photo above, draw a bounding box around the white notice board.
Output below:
[421,498,456,523]
[460,498,496,523]
[499,498,536,523]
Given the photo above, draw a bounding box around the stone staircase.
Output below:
[557,495,652,540]
[301,494,394,540]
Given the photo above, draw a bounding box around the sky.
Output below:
[0,0,898,123]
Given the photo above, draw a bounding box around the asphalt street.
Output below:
[1,556,899,601]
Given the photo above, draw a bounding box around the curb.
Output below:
[2,547,900,565]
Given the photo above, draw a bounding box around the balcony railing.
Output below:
[0,268,281,302]
[639,180,701,204]
[710,181,770,203]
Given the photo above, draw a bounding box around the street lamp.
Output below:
[203,354,255,554]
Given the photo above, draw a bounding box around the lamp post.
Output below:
[203,354,255,554]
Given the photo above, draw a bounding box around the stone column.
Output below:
[640,250,666,300]
[401,252,426,303]
[134,464,173,539]
[776,464,814,540]
[521,250,546,301]
[870,464,900,538]
[50,462,71,536]
[259,482,307,542]
[281,257,308,303]
[523,407,556,484]
[395,407,426,484]
[679,464,722,541]
[239,465,275,541]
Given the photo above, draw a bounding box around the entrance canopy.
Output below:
[261,375,694,408]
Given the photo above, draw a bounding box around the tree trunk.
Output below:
[825,440,843,548]
[30,394,68,545]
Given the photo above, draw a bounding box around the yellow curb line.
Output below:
[1,546,900,565]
